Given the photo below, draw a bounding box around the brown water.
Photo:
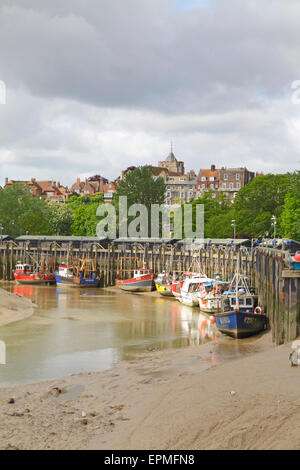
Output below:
[0,283,270,387]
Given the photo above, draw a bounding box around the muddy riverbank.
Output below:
[0,288,35,327]
[2,332,299,450]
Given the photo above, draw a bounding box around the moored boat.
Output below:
[116,269,155,292]
[13,263,56,285]
[172,272,206,299]
[215,268,267,338]
[179,275,215,307]
[198,280,228,313]
[55,259,100,288]
[155,272,173,297]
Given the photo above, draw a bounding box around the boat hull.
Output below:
[155,283,173,297]
[215,311,268,338]
[179,294,199,307]
[54,274,100,288]
[118,279,154,292]
[14,273,56,285]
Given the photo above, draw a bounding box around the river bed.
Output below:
[0,282,270,387]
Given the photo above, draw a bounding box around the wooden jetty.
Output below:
[0,236,299,345]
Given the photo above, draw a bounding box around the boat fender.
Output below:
[254,306,262,315]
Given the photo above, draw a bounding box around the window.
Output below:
[210,176,215,182]
[236,182,241,189]
[223,174,228,180]
[210,184,214,188]
[236,173,240,180]
[229,183,233,190]
[222,182,226,189]
[201,176,206,181]
[201,184,205,188]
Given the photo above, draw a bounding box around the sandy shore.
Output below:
[0,287,35,327]
[0,331,300,450]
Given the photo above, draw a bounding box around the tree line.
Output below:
[0,167,299,241]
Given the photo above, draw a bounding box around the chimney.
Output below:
[5,177,8,186]
[211,164,216,172]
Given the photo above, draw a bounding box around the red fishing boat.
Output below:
[13,262,56,285]
[116,269,155,292]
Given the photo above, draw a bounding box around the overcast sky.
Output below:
[0,0,300,186]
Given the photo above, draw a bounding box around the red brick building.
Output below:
[5,178,69,202]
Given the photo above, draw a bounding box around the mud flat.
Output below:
[0,288,35,327]
[1,332,300,450]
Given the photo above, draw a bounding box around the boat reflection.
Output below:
[178,306,218,346]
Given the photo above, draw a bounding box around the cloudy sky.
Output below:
[0,0,300,186]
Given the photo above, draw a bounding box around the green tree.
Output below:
[115,166,166,237]
[115,166,165,208]
[280,172,300,241]
[67,193,105,236]
[48,201,74,235]
[232,174,290,238]
[0,184,51,237]
[187,191,233,238]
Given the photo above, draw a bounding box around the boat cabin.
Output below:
[58,265,74,278]
[182,277,215,293]
[133,269,152,278]
[15,264,32,274]
[223,294,258,313]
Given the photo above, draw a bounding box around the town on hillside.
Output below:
[3,149,261,205]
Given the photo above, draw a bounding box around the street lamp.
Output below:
[0,224,3,245]
[231,219,236,240]
[271,215,277,240]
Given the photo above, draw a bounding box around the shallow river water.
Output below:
[0,283,270,387]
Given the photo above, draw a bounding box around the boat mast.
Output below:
[236,255,240,310]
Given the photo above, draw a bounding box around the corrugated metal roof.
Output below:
[113,237,177,243]
[16,235,107,242]
[177,238,250,246]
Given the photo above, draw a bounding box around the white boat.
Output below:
[179,276,215,307]
[198,280,228,313]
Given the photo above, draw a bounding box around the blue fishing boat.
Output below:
[55,258,100,288]
[215,267,268,338]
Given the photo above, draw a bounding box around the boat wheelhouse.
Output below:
[198,280,228,313]
[179,276,214,307]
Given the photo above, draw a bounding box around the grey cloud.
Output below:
[0,0,300,186]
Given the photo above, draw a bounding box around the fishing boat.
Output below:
[155,272,173,297]
[55,258,100,288]
[198,280,228,313]
[179,275,215,307]
[116,268,155,292]
[172,272,206,299]
[13,262,56,285]
[215,267,268,339]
